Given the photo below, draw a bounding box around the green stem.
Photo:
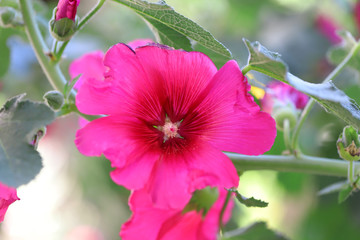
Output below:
[241,65,252,75]
[219,190,232,234]
[283,118,291,152]
[348,161,354,183]
[19,0,68,93]
[55,0,106,61]
[227,153,359,177]
[291,40,360,151]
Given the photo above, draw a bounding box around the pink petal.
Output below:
[135,46,218,120]
[69,50,104,89]
[192,60,276,155]
[145,155,192,209]
[159,212,202,240]
[120,190,177,240]
[0,182,19,222]
[188,144,239,191]
[110,150,159,189]
[127,39,153,49]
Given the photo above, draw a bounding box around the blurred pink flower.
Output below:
[55,0,80,21]
[65,225,105,240]
[261,81,308,114]
[315,14,342,45]
[120,188,233,240]
[354,1,360,35]
[74,43,276,208]
[0,182,19,222]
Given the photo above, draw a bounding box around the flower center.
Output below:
[162,121,179,139]
[155,117,182,142]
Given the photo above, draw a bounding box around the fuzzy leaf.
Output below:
[244,38,360,130]
[226,188,268,208]
[0,94,55,187]
[112,0,232,67]
[223,222,288,240]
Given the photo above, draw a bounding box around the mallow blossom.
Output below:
[120,188,233,240]
[261,81,308,114]
[55,0,80,21]
[0,182,19,222]
[74,43,276,208]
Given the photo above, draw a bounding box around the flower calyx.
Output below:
[337,125,360,161]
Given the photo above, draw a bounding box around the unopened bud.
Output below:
[43,90,64,110]
[0,7,21,28]
[337,126,360,161]
[49,0,80,41]
[272,104,297,131]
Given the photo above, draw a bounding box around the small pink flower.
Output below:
[55,0,80,21]
[75,43,276,208]
[261,81,308,114]
[120,188,233,240]
[315,14,342,45]
[354,1,360,35]
[0,182,19,222]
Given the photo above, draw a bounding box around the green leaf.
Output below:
[223,222,288,240]
[338,184,353,203]
[0,94,55,187]
[112,0,232,67]
[327,31,360,71]
[226,188,268,208]
[243,38,360,130]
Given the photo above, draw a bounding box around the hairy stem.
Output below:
[227,153,358,177]
[19,0,68,93]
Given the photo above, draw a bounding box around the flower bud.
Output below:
[337,126,360,161]
[43,90,64,110]
[0,6,21,28]
[49,0,80,41]
[272,104,298,131]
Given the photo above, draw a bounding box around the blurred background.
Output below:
[1,0,360,239]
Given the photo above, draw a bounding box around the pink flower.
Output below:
[0,182,19,222]
[55,0,80,21]
[354,1,360,35]
[261,81,308,114]
[120,188,233,240]
[315,14,342,45]
[69,39,153,90]
[75,43,276,208]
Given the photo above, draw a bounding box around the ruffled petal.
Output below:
[145,155,191,209]
[127,39,153,49]
[0,182,19,222]
[120,190,177,240]
[69,50,104,89]
[187,144,239,191]
[189,60,276,155]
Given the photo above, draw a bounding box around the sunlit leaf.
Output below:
[112,0,232,67]
[0,94,55,187]
[226,188,268,208]
[223,221,288,240]
[243,38,360,130]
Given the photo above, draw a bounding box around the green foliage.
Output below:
[223,222,288,240]
[243,39,360,130]
[43,90,64,110]
[0,94,55,187]
[338,184,353,203]
[0,28,11,77]
[226,188,268,208]
[182,187,219,216]
[112,0,232,67]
